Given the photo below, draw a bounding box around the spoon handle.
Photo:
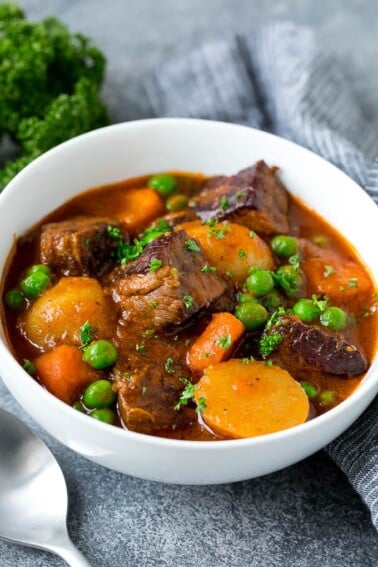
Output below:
[49,536,91,567]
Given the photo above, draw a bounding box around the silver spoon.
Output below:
[0,408,91,566]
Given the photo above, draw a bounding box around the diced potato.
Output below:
[21,277,116,351]
[194,359,309,438]
[178,220,274,286]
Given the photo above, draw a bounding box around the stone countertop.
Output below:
[1,1,378,565]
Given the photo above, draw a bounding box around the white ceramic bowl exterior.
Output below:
[0,119,377,484]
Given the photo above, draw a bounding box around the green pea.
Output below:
[236,292,259,304]
[320,307,348,331]
[83,379,116,409]
[319,390,336,406]
[293,298,321,323]
[20,271,50,298]
[235,302,268,330]
[83,340,118,369]
[148,174,177,197]
[271,235,299,257]
[274,265,302,297]
[26,264,51,277]
[166,193,188,212]
[300,381,318,399]
[90,408,117,424]
[4,288,25,310]
[245,269,274,297]
[262,289,282,311]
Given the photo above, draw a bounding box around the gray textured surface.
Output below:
[1,1,378,566]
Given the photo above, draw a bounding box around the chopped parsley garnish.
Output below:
[149,300,158,309]
[107,219,172,265]
[239,248,247,259]
[80,320,96,350]
[142,386,148,396]
[185,239,201,253]
[175,378,195,410]
[324,265,334,277]
[217,334,232,349]
[265,306,288,331]
[183,294,194,309]
[209,227,226,239]
[339,286,346,292]
[220,196,229,211]
[265,359,273,367]
[164,358,175,374]
[201,265,217,273]
[203,352,210,358]
[196,396,207,414]
[288,253,301,271]
[135,342,146,355]
[259,333,283,357]
[249,231,255,239]
[348,278,359,288]
[184,338,191,347]
[311,294,328,312]
[236,191,247,200]
[142,329,156,338]
[204,218,217,227]
[149,258,163,272]
[23,358,36,375]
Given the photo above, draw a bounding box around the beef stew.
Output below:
[2,162,377,440]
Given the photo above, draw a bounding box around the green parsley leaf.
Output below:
[149,258,163,272]
[220,195,229,211]
[201,265,217,273]
[265,359,273,367]
[183,294,194,309]
[311,294,328,312]
[175,378,195,410]
[142,329,156,338]
[217,334,232,349]
[324,265,334,278]
[204,218,217,227]
[196,396,207,414]
[185,239,201,253]
[259,333,282,357]
[80,320,96,350]
[149,300,158,309]
[288,253,301,271]
[164,357,175,374]
[239,248,247,259]
[23,358,36,375]
[348,278,358,288]
[135,342,146,355]
[249,231,255,239]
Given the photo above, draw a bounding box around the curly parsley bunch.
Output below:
[0,2,109,188]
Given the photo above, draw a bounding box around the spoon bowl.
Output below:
[0,408,90,566]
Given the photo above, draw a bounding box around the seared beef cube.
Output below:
[114,354,193,433]
[263,315,367,376]
[108,230,233,330]
[40,216,121,277]
[192,161,289,234]
[162,207,199,228]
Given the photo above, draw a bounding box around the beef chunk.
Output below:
[40,216,121,277]
[113,353,193,433]
[264,315,367,376]
[108,230,233,330]
[192,160,289,234]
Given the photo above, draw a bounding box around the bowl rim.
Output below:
[0,117,377,451]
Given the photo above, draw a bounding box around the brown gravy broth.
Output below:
[1,172,377,441]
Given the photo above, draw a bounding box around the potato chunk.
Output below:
[21,277,115,351]
[178,220,274,286]
[194,359,309,438]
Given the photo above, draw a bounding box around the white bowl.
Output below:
[0,119,377,484]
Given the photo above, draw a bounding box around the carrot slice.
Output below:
[301,244,372,307]
[187,313,245,373]
[194,359,309,438]
[34,345,99,404]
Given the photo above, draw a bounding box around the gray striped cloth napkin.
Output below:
[144,21,378,528]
